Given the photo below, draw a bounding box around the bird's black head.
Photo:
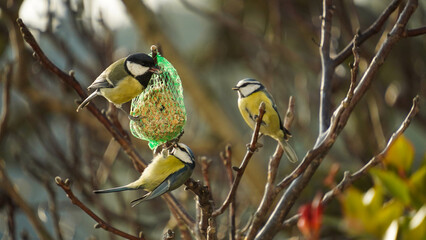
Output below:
[124,53,159,88]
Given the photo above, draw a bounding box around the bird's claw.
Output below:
[246,142,263,152]
[128,115,144,122]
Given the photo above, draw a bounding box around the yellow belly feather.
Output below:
[129,154,185,191]
[100,76,143,105]
[238,91,284,140]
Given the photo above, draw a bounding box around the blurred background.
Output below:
[0,0,425,239]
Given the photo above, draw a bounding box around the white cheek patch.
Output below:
[172,148,193,164]
[240,84,261,97]
[126,61,149,76]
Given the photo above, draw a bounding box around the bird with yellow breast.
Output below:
[93,143,195,206]
[233,78,298,163]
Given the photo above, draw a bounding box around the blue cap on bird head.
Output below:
[171,143,195,168]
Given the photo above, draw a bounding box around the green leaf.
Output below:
[383,219,399,240]
[383,135,415,173]
[342,187,369,233]
[342,187,366,218]
[370,168,411,205]
[405,205,426,239]
[409,166,426,208]
[371,200,403,237]
[362,186,383,212]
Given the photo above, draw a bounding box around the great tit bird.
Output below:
[93,143,195,207]
[76,53,160,119]
[233,78,298,163]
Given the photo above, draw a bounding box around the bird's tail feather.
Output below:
[93,186,135,194]
[279,139,298,163]
[130,193,150,207]
[76,90,99,112]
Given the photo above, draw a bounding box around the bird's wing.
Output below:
[88,71,114,89]
[264,90,291,136]
[88,58,127,90]
[130,166,190,207]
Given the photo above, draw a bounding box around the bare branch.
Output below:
[207,218,217,240]
[0,64,12,143]
[184,178,214,237]
[245,97,295,239]
[55,176,144,240]
[17,18,195,232]
[318,0,335,134]
[0,161,54,240]
[213,102,266,217]
[16,18,146,168]
[200,156,213,193]
[45,183,64,240]
[282,96,420,228]
[403,26,426,37]
[220,144,235,240]
[6,196,16,240]
[347,34,361,103]
[333,0,402,65]
[256,0,419,239]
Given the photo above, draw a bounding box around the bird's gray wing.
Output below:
[88,72,114,90]
[130,166,191,207]
[88,58,127,90]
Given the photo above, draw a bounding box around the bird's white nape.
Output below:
[126,61,150,77]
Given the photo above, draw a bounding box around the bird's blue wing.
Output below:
[130,165,191,207]
[264,90,291,136]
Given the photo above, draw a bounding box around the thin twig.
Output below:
[184,178,214,237]
[6,196,16,240]
[16,18,146,169]
[213,102,266,217]
[0,161,54,240]
[282,96,420,228]
[54,176,144,240]
[200,156,213,193]
[347,34,360,103]
[245,97,295,239]
[333,0,402,65]
[0,64,13,143]
[45,182,64,240]
[403,26,426,37]
[220,145,235,240]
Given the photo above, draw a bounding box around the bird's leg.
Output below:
[246,142,263,151]
[115,105,144,121]
[128,114,144,122]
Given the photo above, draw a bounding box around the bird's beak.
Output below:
[149,67,162,74]
[232,87,239,91]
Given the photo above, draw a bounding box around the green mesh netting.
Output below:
[130,53,186,149]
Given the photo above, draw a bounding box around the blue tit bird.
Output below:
[93,143,195,207]
[233,78,298,163]
[76,53,160,120]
